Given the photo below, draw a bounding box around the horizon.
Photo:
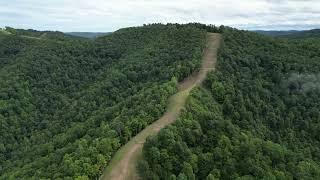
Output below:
[1,0,319,32]
[1,24,319,33]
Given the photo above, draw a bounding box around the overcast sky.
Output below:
[0,0,319,32]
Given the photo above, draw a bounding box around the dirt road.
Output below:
[100,33,222,180]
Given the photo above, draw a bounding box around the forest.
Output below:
[0,24,210,179]
[2,23,319,179]
[140,27,320,179]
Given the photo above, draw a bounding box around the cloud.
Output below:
[0,0,319,31]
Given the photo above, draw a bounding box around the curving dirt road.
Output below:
[100,33,222,180]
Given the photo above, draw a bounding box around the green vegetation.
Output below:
[140,27,320,179]
[0,24,210,179]
[3,26,83,41]
[0,28,11,35]
[4,23,318,180]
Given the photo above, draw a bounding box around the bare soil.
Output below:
[100,33,222,180]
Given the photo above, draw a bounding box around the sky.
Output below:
[0,0,319,32]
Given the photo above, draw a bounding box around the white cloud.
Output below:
[0,0,319,31]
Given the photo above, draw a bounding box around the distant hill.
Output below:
[65,32,112,38]
[281,29,320,39]
[1,27,110,40]
[2,26,84,41]
[255,29,320,38]
[254,30,299,37]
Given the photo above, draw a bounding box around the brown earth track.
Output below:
[100,33,222,180]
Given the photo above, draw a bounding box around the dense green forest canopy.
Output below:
[0,23,221,179]
[3,23,318,180]
[140,28,320,179]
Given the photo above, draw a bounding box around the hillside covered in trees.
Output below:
[0,24,212,179]
[140,28,320,179]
